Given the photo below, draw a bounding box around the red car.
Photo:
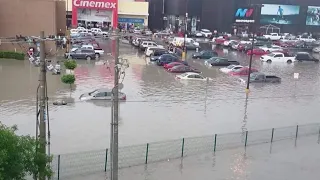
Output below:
[228,67,258,76]
[237,43,248,51]
[167,65,200,73]
[164,62,185,69]
[215,38,226,45]
[246,48,268,55]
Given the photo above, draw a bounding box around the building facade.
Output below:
[71,0,118,28]
[118,1,149,28]
[148,0,320,33]
[0,0,66,52]
[66,0,148,29]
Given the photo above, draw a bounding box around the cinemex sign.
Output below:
[234,8,255,23]
[73,0,117,9]
[72,0,118,28]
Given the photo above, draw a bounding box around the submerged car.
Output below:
[79,88,126,101]
[192,50,218,59]
[176,72,209,81]
[164,62,188,69]
[219,65,243,73]
[167,65,200,73]
[228,67,258,76]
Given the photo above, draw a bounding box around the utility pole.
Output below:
[39,31,47,180]
[111,29,120,180]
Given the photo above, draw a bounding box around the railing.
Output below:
[51,123,320,180]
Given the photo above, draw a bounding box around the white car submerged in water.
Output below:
[80,88,126,101]
[219,65,243,73]
[176,72,211,81]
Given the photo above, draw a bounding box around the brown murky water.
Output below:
[1,42,320,154]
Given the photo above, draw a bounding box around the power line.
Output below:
[46,93,320,105]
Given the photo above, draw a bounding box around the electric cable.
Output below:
[46,93,320,105]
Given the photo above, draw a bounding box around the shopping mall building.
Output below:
[148,0,320,33]
[66,0,149,29]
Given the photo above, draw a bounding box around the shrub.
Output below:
[64,60,77,70]
[61,74,76,85]
[0,51,25,60]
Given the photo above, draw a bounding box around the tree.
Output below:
[64,59,77,70]
[0,123,52,180]
[61,74,76,90]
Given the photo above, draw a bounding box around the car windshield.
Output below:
[88,90,99,95]
[200,51,206,54]
[227,65,235,69]
[202,29,210,32]
[180,73,189,77]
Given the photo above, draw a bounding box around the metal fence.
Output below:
[51,123,320,180]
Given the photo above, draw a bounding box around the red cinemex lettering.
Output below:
[73,0,117,9]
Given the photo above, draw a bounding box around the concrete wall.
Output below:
[56,1,67,34]
[0,0,57,37]
[118,1,149,16]
[0,0,66,53]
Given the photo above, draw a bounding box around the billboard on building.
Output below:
[306,6,320,26]
[260,4,300,25]
[234,8,255,23]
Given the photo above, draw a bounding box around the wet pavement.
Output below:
[1,39,320,154]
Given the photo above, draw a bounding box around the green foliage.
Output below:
[0,51,25,60]
[64,60,77,70]
[61,74,76,85]
[0,123,53,179]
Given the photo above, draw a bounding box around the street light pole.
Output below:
[245,32,255,92]
[245,4,260,93]
[182,0,188,61]
[183,13,188,60]
[111,29,120,180]
[38,31,47,180]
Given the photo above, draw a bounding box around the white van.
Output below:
[171,37,199,47]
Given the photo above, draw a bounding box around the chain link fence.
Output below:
[51,123,320,180]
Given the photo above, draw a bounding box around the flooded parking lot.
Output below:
[1,41,320,154]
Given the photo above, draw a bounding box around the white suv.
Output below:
[200,29,212,38]
[139,41,164,51]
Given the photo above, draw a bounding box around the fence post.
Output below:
[57,155,60,180]
[245,131,248,148]
[214,134,217,152]
[104,148,108,172]
[181,138,185,157]
[271,128,275,143]
[145,143,149,164]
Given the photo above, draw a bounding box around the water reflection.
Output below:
[241,94,249,143]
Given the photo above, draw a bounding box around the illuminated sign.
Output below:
[234,8,255,23]
[73,0,117,9]
[235,8,254,18]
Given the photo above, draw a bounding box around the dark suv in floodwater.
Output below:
[65,49,96,60]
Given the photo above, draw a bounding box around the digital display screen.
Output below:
[260,4,300,25]
[306,6,320,26]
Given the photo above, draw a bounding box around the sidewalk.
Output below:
[66,135,320,180]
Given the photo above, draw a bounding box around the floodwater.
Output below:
[1,41,320,154]
[67,135,320,180]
